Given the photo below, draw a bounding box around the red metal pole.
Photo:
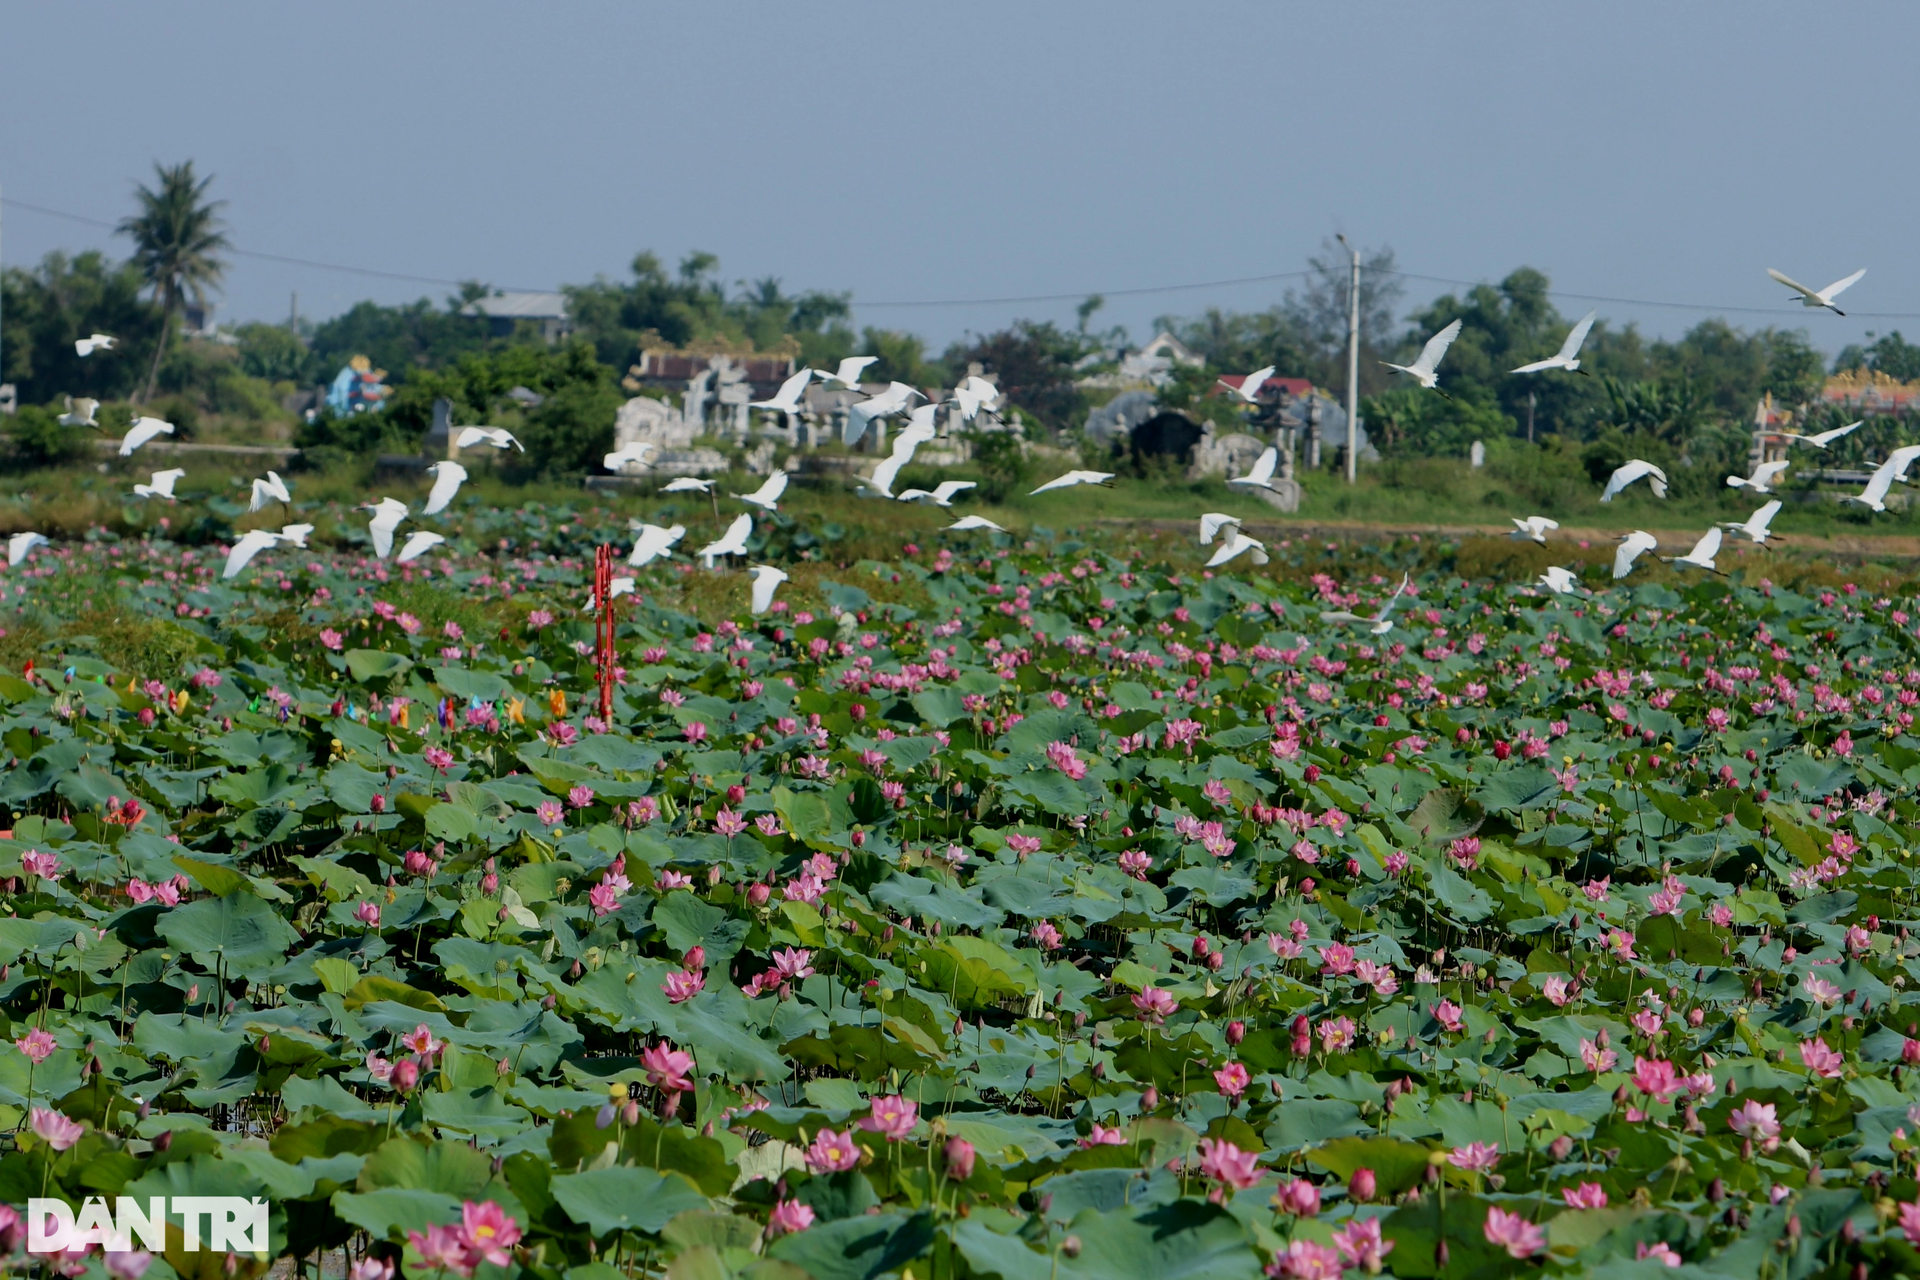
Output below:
[594,545,614,724]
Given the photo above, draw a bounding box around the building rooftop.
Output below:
[459,291,569,321]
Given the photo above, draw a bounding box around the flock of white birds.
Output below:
[29,263,1891,614]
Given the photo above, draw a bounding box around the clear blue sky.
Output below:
[4,2,1914,357]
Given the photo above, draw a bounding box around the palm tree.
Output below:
[117,161,231,403]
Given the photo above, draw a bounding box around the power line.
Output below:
[9,192,1920,322]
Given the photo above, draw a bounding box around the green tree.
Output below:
[116,160,231,403]
[1834,331,1920,382]
[0,250,161,404]
[941,321,1089,434]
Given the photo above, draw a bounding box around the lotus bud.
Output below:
[1226,1021,1245,1046]
[1349,1168,1376,1202]
[945,1136,976,1181]
[1141,1085,1159,1110]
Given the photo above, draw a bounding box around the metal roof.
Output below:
[459,291,568,320]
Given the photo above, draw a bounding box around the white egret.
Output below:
[1319,573,1411,635]
[222,529,284,580]
[734,470,789,513]
[750,369,813,413]
[813,356,877,388]
[1219,366,1276,403]
[586,576,636,610]
[1885,444,1920,483]
[132,469,186,500]
[749,565,788,614]
[661,477,714,493]
[249,470,291,512]
[1509,516,1559,544]
[1665,527,1723,573]
[396,531,445,563]
[1721,500,1782,545]
[58,396,99,428]
[845,382,924,445]
[1726,460,1789,493]
[1599,459,1667,502]
[118,417,174,456]
[1382,320,1463,396]
[1205,531,1269,568]
[1780,420,1861,450]
[1613,530,1659,579]
[1511,311,1597,375]
[1537,566,1582,594]
[8,533,48,566]
[951,375,999,420]
[897,480,977,507]
[74,334,115,356]
[1225,447,1281,491]
[698,513,753,566]
[947,515,1005,532]
[1030,470,1115,495]
[279,523,314,548]
[604,441,658,472]
[628,523,686,567]
[363,498,409,558]
[423,461,467,515]
[864,452,911,499]
[1199,513,1241,545]
[454,426,523,451]
[1847,457,1902,512]
[1767,267,1865,316]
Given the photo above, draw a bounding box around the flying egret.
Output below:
[1664,527,1723,573]
[1721,500,1783,545]
[222,530,286,579]
[1727,460,1789,493]
[1030,470,1115,495]
[1382,320,1463,397]
[118,417,174,456]
[74,333,115,356]
[1612,530,1659,579]
[734,470,789,513]
[1847,457,1903,512]
[454,426,523,452]
[1767,267,1866,316]
[1537,566,1582,595]
[1225,447,1281,491]
[863,452,912,499]
[1779,420,1861,450]
[1205,531,1269,568]
[1599,459,1667,503]
[951,376,999,420]
[1509,516,1559,544]
[628,523,686,567]
[845,382,924,445]
[8,533,49,566]
[423,461,467,515]
[1884,444,1920,483]
[813,356,877,388]
[660,477,713,493]
[1511,311,1597,375]
[1199,513,1242,545]
[278,523,314,548]
[698,513,753,567]
[396,531,445,563]
[1219,366,1276,403]
[132,469,186,500]
[1318,573,1411,635]
[249,470,291,512]
[58,396,99,428]
[363,498,409,558]
[586,576,636,610]
[604,441,658,472]
[948,515,1005,532]
[897,480,977,507]
[750,369,813,413]
[749,565,788,614]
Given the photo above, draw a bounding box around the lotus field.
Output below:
[10,513,1920,1280]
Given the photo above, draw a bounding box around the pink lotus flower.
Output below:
[1045,740,1088,780]
[1901,1198,1920,1245]
[1317,942,1356,975]
[766,1199,814,1238]
[1432,999,1464,1033]
[804,1127,862,1173]
[459,1200,521,1266]
[1079,1124,1126,1148]
[537,800,565,827]
[1213,1062,1250,1098]
[567,785,595,809]
[1801,1036,1845,1079]
[1330,1217,1393,1272]
[1728,1100,1779,1151]
[1632,1056,1681,1104]
[1483,1206,1544,1259]
[30,1106,83,1150]
[1271,1175,1319,1214]
[1637,1241,1682,1267]
[642,1042,696,1094]
[1541,974,1572,1006]
[1267,1240,1343,1279]
[1801,976,1841,1006]
[105,1249,153,1280]
[1132,987,1179,1025]
[14,1028,57,1064]
[1119,849,1152,878]
[1317,1016,1356,1054]
[1005,833,1042,856]
[21,850,60,880]
[407,1223,474,1277]
[662,969,704,1004]
[714,808,747,837]
[1449,1142,1499,1172]
[656,870,694,892]
[1562,1182,1608,1208]
[1030,921,1063,950]
[1353,959,1397,995]
[366,1051,394,1085]
[353,901,381,927]
[589,881,622,915]
[772,948,815,981]
[1579,1038,1617,1073]
[1197,1138,1263,1192]
[858,1095,918,1141]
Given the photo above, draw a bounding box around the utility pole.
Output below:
[1337,233,1360,484]
[289,292,298,336]
[1527,391,1536,444]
